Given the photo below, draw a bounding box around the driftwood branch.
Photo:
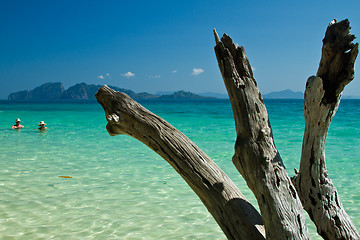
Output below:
[95,19,359,240]
[95,86,265,240]
[292,19,360,240]
[213,30,310,239]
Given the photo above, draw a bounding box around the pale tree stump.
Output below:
[96,19,359,240]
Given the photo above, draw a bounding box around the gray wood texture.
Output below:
[213,30,309,239]
[95,86,265,240]
[95,19,359,240]
[292,19,360,240]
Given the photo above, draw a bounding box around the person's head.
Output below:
[38,121,46,127]
[15,118,21,124]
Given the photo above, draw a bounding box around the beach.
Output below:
[0,99,359,239]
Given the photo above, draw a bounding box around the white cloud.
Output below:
[192,68,204,76]
[98,73,111,79]
[121,72,135,78]
[172,70,177,73]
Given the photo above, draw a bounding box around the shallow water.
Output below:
[0,99,359,239]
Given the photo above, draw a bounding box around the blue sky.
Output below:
[1,0,360,99]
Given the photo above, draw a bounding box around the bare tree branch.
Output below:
[293,19,360,240]
[95,19,359,240]
[213,29,310,239]
[95,86,265,240]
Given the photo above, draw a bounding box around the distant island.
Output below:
[7,82,215,101]
[261,89,359,99]
[262,89,303,99]
[10,82,356,101]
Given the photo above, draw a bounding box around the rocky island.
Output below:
[8,82,215,101]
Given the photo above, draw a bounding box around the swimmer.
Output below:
[11,118,24,129]
[38,121,47,131]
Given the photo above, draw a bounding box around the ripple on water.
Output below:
[0,101,359,239]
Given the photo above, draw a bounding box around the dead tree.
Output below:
[95,19,359,239]
[95,85,266,240]
[291,19,359,239]
[213,29,309,239]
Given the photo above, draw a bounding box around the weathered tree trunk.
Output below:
[95,86,266,240]
[292,19,360,240]
[213,30,309,239]
[95,19,359,240]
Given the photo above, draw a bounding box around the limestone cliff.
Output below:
[8,82,64,100]
[8,82,212,101]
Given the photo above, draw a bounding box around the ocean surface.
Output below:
[0,99,359,239]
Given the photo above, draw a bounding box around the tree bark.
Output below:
[292,19,360,240]
[213,30,310,239]
[95,19,359,240]
[95,86,266,240]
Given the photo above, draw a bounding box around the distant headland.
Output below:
[7,82,215,101]
[9,82,357,101]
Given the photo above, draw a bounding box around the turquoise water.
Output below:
[0,99,359,239]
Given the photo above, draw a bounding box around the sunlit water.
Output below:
[0,99,359,239]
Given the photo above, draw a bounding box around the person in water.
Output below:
[11,118,24,129]
[38,121,47,131]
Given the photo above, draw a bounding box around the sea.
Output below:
[0,98,359,239]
